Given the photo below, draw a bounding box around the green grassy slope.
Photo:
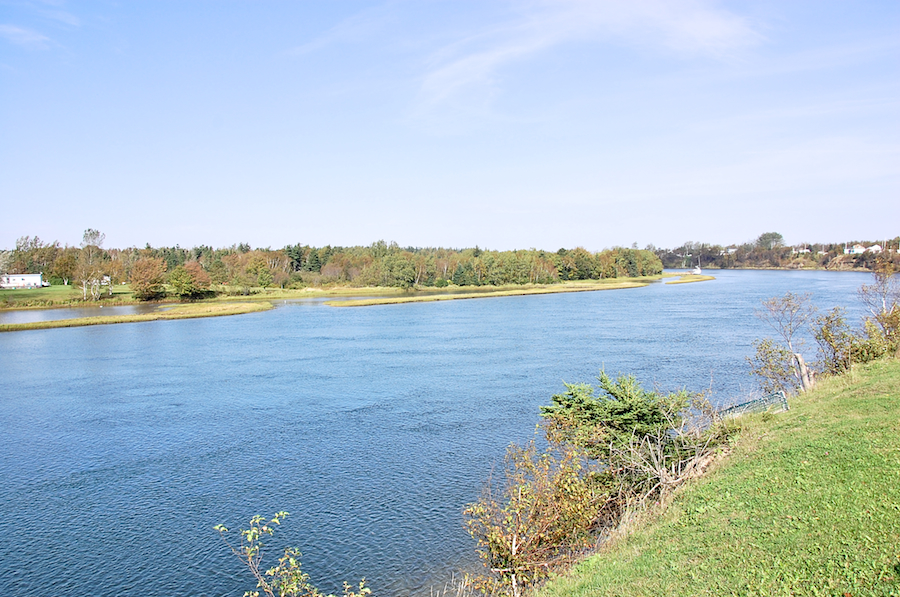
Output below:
[541,360,900,597]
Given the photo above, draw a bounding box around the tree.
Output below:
[50,248,78,285]
[756,232,784,251]
[82,228,105,248]
[168,261,211,298]
[106,259,126,296]
[168,266,195,298]
[74,229,108,300]
[857,258,899,339]
[185,261,211,290]
[750,292,816,393]
[0,250,12,276]
[130,257,167,300]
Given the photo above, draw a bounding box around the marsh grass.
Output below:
[666,274,716,285]
[325,280,654,307]
[2,277,664,311]
[539,359,900,597]
[0,302,273,332]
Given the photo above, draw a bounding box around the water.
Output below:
[0,270,872,596]
[0,303,162,325]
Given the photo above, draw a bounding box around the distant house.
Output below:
[867,245,883,254]
[0,273,44,289]
[792,247,811,254]
[846,244,867,255]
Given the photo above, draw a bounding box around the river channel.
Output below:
[0,270,872,596]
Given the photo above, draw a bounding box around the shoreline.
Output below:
[0,274,719,320]
[325,281,652,307]
[0,266,869,313]
[0,302,273,333]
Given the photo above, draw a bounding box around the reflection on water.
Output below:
[0,270,873,596]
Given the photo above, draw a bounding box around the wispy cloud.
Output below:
[0,24,51,49]
[414,0,763,114]
[287,6,394,57]
[39,9,80,27]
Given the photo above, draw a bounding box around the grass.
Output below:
[1,277,667,311]
[0,302,273,332]
[666,274,717,284]
[325,279,656,307]
[0,283,406,310]
[539,358,900,597]
[1,284,112,308]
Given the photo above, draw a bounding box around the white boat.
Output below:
[691,256,701,275]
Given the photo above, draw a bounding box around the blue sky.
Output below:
[1,1,898,251]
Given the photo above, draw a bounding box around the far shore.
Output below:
[0,272,717,318]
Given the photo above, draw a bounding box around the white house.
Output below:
[0,273,44,289]
[867,244,883,254]
[846,244,867,255]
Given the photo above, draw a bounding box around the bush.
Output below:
[465,373,732,596]
[464,442,614,595]
[851,319,895,364]
[812,307,853,376]
[540,372,691,460]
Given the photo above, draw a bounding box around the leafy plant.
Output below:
[812,307,853,376]
[215,512,370,597]
[464,442,615,596]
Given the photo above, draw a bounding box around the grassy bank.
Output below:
[0,284,135,309]
[1,277,670,311]
[0,302,272,332]
[541,359,900,596]
[324,279,655,307]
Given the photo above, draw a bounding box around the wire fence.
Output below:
[718,390,789,418]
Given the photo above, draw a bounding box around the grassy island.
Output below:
[665,273,717,284]
[0,302,272,333]
[324,279,654,307]
[540,359,900,597]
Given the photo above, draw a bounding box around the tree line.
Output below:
[655,231,900,270]
[0,232,663,300]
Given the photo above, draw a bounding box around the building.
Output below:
[845,244,867,255]
[0,273,45,289]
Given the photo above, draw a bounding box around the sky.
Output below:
[1,0,898,252]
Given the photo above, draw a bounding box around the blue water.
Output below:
[0,270,872,596]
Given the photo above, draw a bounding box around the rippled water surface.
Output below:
[0,270,871,596]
